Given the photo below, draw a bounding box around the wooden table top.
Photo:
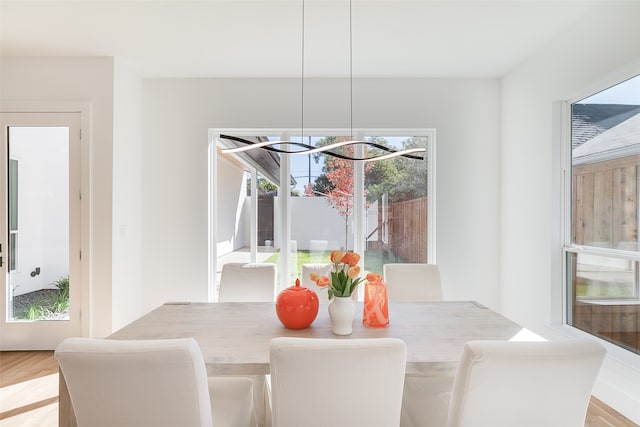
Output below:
[109,301,522,376]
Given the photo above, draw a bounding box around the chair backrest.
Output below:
[218,262,277,302]
[446,339,606,427]
[269,337,407,427]
[383,263,443,301]
[55,337,213,427]
[300,263,332,289]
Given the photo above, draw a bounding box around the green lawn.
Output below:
[263,249,407,279]
[576,279,634,297]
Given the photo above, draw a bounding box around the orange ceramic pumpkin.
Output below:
[275,279,319,329]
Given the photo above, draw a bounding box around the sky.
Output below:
[580,74,640,105]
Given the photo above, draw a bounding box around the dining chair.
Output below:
[55,337,256,427]
[218,262,277,427]
[383,263,444,427]
[300,262,332,289]
[383,263,443,301]
[218,262,277,302]
[269,337,407,427]
[445,339,606,427]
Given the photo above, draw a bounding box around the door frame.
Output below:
[0,101,91,349]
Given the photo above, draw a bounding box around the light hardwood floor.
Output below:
[1,350,638,427]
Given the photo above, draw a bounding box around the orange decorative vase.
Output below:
[275,279,319,329]
[363,281,389,328]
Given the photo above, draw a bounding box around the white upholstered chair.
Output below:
[383,263,443,301]
[446,339,606,427]
[218,262,276,427]
[269,337,407,427]
[218,263,277,302]
[383,263,445,427]
[55,337,256,427]
[300,263,331,288]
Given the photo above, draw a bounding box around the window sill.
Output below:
[549,322,640,369]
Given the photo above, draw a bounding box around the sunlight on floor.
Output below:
[0,372,58,427]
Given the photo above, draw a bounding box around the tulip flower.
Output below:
[366,273,383,284]
[342,251,360,267]
[316,276,330,287]
[348,265,360,279]
[321,249,367,298]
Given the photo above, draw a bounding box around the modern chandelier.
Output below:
[219,0,426,163]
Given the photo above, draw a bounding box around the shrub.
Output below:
[54,276,70,299]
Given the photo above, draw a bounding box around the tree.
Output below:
[308,136,427,248]
[310,137,372,249]
[389,137,427,202]
[247,177,278,195]
[362,138,400,203]
[309,173,334,196]
[325,147,356,250]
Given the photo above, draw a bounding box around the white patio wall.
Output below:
[290,196,350,251]
[10,127,69,297]
[216,155,249,257]
[224,192,368,254]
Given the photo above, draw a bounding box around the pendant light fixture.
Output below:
[219,0,426,163]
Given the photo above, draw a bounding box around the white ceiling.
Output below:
[0,0,603,79]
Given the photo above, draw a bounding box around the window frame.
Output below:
[8,158,18,271]
[558,72,640,365]
[210,128,436,295]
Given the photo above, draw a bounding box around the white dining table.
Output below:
[59,300,523,426]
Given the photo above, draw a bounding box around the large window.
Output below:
[213,130,435,295]
[565,75,640,355]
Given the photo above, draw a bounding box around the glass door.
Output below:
[0,112,82,350]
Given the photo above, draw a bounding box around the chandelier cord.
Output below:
[219,0,427,163]
[301,0,305,143]
[350,0,353,140]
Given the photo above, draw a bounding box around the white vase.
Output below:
[328,296,356,335]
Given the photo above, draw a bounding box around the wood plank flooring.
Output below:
[1,351,59,427]
[1,350,638,427]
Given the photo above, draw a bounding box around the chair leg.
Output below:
[400,374,455,427]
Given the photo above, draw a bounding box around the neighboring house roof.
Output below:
[218,135,296,187]
[572,111,640,165]
[571,104,640,149]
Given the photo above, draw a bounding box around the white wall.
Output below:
[1,57,115,338]
[215,154,247,257]
[500,2,640,422]
[291,197,346,251]
[112,59,144,331]
[142,77,501,310]
[10,127,69,296]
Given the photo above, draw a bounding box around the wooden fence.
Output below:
[572,155,640,247]
[571,154,640,355]
[375,197,428,263]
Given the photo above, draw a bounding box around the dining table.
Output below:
[59,300,524,427]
